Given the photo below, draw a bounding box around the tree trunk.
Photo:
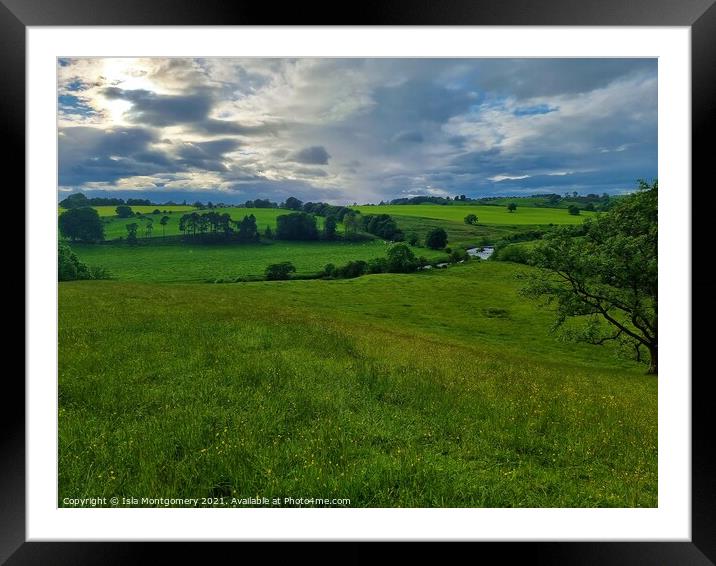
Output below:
[647,344,658,375]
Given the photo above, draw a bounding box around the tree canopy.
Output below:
[522,180,657,373]
[425,227,448,250]
[59,207,104,242]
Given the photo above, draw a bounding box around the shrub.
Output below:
[265,262,296,280]
[386,243,420,273]
[425,227,448,249]
[495,244,532,264]
[334,260,368,279]
[58,240,110,281]
[116,205,134,218]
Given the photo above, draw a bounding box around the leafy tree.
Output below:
[522,180,658,373]
[59,193,90,209]
[145,221,154,239]
[237,214,259,242]
[342,212,361,239]
[265,262,296,280]
[116,205,134,218]
[361,214,403,241]
[507,202,517,213]
[567,205,581,215]
[58,240,110,281]
[386,243,419,273]
[160,215,169,237]
[464,213,478,225]
[324,215,337,240]
[58,240,91,280]
[125,222,139,245]
[284,196,303,211]
[153,209,161,215]
[264,225,273,239]
[425,227,448,250]
[58,207,104,242]
[407,233,420,246]
[276,212,319,240]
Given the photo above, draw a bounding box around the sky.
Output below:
[58,58,657,205]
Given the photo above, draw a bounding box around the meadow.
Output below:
[93,207,324,241]
[58,197,657,508]
[353,204,598,225]
[59,204,197,217]
[71,239,420,282]
[59,261,656,507]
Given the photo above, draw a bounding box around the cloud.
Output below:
[392,131,424,143]
[57,58,658,203]
[288,146,331,165]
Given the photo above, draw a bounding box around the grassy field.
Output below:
[59,205,197,217]
[71,239,437,282]
[93,207,327,241]
[59,261,657,507]
[353,204,597,225]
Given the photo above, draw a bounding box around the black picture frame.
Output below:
[6,1,712,563]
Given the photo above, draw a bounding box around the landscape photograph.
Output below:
[57,57,658,508]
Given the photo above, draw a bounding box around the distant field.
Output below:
[59,261,657,507]
[353,204,597,225]
[71,239,433,282]
[59,205,197,217]
[76,207,328,241]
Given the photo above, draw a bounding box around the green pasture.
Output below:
[352,204,597,225]
[59,261,657,507]
[71,239,426,282]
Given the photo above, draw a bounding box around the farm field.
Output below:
[59,261,657,507]
[70,239,433,282]
[92,207,325,241]
[59,205,197,217]
[352,204,597,225]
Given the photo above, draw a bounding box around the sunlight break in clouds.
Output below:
[58,58,657,204]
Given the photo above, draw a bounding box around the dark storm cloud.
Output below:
[288,146,331,165]
[175,139,241,172]
[102,87,281,136]
[59,126,174,186]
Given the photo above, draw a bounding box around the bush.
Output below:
[361,214,404,241]
[425,227,448,249]
[116,205,134,218]
[58,240,110,281]
[367,257,389,274]
[322,263,336,277]
[495,244,532,264]
[407,233,420,246]
[334,260,368,279]
[449,249,470,263]
[568,205,581,215]
[386,243,420,273]
[265,262,296,280]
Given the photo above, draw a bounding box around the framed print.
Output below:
[7,0,713,563]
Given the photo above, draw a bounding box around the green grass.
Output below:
[59,261,657,507]
[59,205,197,217]
[72,239,437,282]
[353,204,598,225]
[94,207,328,241]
